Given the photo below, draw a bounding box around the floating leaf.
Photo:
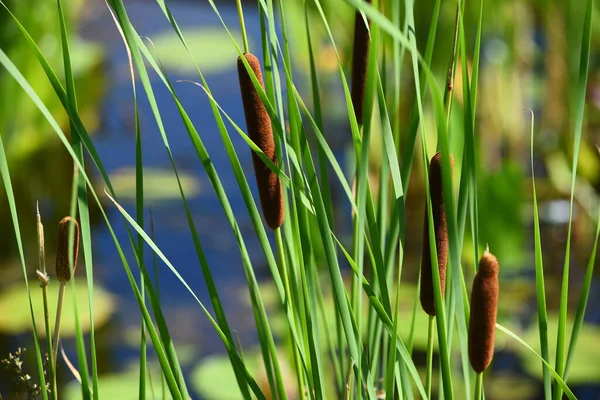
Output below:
[69,39,104,77]
[65,363,172,400]
[483,373,538,399]
[0,280,114,336]
[190,349,296,400]
[149,28,249,75]
[109,166,200,202]
[520,315,600,383]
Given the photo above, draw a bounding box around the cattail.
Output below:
[237,53,284,230]
[55,216,80,283]
[351,0,371,126]
[468,250,500,373]
[420,152,453,316]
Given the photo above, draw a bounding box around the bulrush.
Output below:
[468,250,500,373]
[237,53,284,230]
[420,152,453,316]
[351,0,371,126]
[55,216,80,283]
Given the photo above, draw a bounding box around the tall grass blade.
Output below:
[55,0,97,396]
[496,324,575,400]
[554,1,593,398]
[0,38,186,400]
[0,66,48,400]
[564,205,600,380]
[527,109,552,399]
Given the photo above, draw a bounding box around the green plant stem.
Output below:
[51,281,66,371]
[275,227,303,398]
[36,207,57,400]
[235,0,249,53]
[474,372,483,400]
[425,315,434,399]
[443,3,460,129]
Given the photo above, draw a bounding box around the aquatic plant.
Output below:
[237,52,284,230]
[420,152,453,317]
[0,0,596,399]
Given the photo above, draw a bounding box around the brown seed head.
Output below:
[351,0,372,126]
[420,152,454,316]
[55,216,80,283]
[237,53,284,230]
[468,250,500,373]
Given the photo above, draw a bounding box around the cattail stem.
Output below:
[443,4,461,131]
[425,315,435,399]
[351,0,372,126]
[36,206,57,400]
[235,0,249,54]
[474,372,483,400]
[468,251,499,374]
[237,53,284,229]
[274,227,303,397]
[51,282,66,370]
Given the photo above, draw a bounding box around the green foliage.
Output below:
[520,316,600,384]
[0,0,597,399]
[477,161,525,269]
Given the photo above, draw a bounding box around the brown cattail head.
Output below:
[420,152,454,316]
[237,53,284,230]
[55,216,80,283]
[468,250,500,373]
[351,0,372,126]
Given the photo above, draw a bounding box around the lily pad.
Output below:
[70,39,105,78]
[191,349,296,400]
[150,28,249,75]
[483,373,538,399]
[0,280,115,336]
[109,166,200,202]
[65,363,173,400]
[520,316,600,384]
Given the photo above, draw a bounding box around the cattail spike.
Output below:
[237,53,284,230]
[420,152,454,316]
[351,0,371,126]
[468,251,500,373]
[55,216,80,283]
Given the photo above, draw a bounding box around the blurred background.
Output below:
[0,0,599,398]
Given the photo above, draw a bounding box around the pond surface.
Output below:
[83,0,281,367]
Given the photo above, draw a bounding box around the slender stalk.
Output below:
[473,373,483,400]
[443,3,460,129]
[36,206,57,400]
[554,1,593,398]
[235,0,249,53]
[425,316,434,399]
[275,228,304,398]
[51,282,66,370]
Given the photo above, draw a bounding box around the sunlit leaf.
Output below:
[520,316,600,384]
[0,280,115,336]
[149,28,249,75]
[109,166,200,202]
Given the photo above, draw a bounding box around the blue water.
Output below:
[83,0,285,376]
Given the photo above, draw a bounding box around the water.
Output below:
[82,0,280,361]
